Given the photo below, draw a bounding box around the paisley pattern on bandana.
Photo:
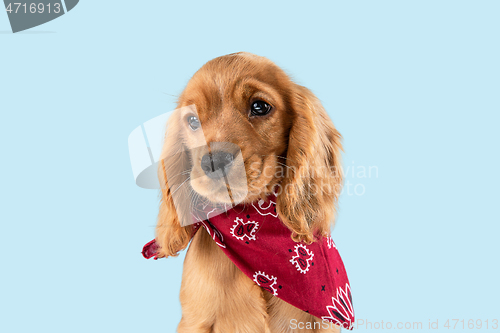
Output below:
[290,244,314,274]
[253,271,279,296]
[230,217,260,241]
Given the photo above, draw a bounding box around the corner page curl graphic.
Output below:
[4,0,79,33]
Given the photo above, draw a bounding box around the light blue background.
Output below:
[1,1,499,332]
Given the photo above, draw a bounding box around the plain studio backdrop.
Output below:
[1,1,498,332]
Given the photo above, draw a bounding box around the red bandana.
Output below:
[142,194,355,330]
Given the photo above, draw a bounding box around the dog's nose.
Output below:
[201,151,234,179]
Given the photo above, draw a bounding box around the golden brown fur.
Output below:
[155,53,343,332]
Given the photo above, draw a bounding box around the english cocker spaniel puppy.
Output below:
[142,52,354,333]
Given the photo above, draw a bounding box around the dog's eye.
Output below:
[250,100,272,116]
[187,116,201,131]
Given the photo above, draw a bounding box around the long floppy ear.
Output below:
[276,85,343,243]
[155,110,193,258]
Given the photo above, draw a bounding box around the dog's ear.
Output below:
[276,85,343,243]
[155,110,193,258]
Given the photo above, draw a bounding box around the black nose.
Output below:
[201,151,234,179]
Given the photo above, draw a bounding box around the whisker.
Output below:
[171,176,191,196]
[165,169,191,182]
[254,154,298,164]
[276,161,295,171]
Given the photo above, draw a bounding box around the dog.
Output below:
[151,52,348,332]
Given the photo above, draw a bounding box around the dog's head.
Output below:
[156,52,343,257]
